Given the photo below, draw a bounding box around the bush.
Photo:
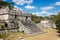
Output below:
[58,34,60,37]
[0,24,4,28]
[31,14,41,23]
[57,30,60,33]
[0,1,14,10]
[0,34,9,39]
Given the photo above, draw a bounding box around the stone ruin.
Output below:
[36,19,56,30]
[0,6,42,34]
[40,20,56,29]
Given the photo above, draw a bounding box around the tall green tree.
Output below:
[0,1,14,10]
[55,12,60,31]
[50,12,60,33]
[31,14,41,23]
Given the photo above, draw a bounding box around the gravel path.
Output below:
[5,29,60,40]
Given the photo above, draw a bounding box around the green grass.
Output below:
[0,34,9,39]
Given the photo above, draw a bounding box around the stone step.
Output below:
[21,21,42,34]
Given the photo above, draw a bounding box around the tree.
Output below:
[50,12,60,33]
[0,1,14,10]
[55,12,60,32]
[31,14,41,23]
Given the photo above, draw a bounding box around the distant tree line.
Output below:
[31,14,43,23]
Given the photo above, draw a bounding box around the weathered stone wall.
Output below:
[0,6,39,34]
[40,20,56,29]
[0,29,18,34]
[19,16,26,21]
[37,23,56,29]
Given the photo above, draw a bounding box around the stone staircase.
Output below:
[21,21,42,34]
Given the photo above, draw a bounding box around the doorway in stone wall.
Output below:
[26,16,28,21]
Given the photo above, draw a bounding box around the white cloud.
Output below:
[32,12,40,16]
[40,11,47,14]
[19,8,23,11]
[2,0,6,1]
[55,2,60,5]
[12,0,33,5]
[32,11,55,16]
[25,5,35,9]
[40,11,55,16]
[13,0,24,5]
[14,5,23,11]
[41,6,54,10]
[24,0,33,4]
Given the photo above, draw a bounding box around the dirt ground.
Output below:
[4,29,60,40]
